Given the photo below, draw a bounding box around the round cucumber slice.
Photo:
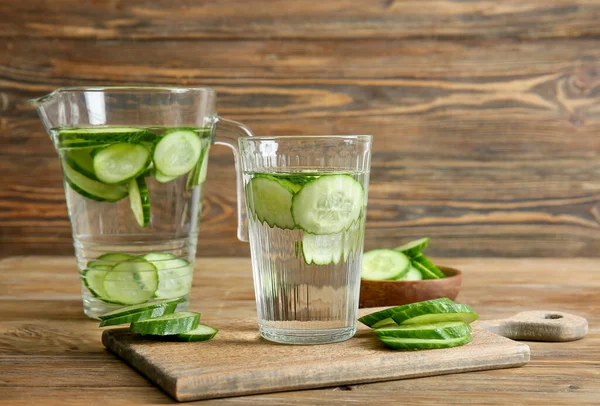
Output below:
[396,265,423,281]
[62,161,128,202]
[98,297,185,320]
[395,237,429,256]
[155,171,179,183]
[177,324,219,342]
[379,334,472,350]
[375,321,472,340]
[93,143,151,184]
[98,303,179,327]
[247,176,296,230]
[361,249,410,281]
[130,311,200,336]
[129,176,151,228]
[143,253,193,299]
[302,232,344,266]
[102,258,158,305]
[291,174,363,235]
[153,129,202,176]
[358,298,456,328]
[82,264,111,299]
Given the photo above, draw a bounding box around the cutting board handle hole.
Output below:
[543,314,563,319]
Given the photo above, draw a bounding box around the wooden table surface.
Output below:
[1,256,598,405]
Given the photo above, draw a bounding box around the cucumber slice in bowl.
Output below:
[396,265,423,281]
[102,258,158,305]
[177,324,219,342]
[93,143,151,184]
[247,176,296,230]
[411,253,446,279]
[358,298,456,328]
[62,161,128,202]
[395,237,429,256]
[379,334,472,350]
[292,174,363,235]
[130,311,200,336]
[361,249,410,281]
[374,321,471,340]
[129,176,151,227]
[153,129,202,177]
[98,297,185,320]
[143,253,193,299]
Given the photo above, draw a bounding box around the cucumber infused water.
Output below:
[52,126,212,318]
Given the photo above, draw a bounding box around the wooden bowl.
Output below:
[359,266,462,308]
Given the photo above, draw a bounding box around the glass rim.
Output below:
[239,134,373,141]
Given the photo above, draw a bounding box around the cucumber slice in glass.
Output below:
[358,298,456,328]
[395,237,429,256]
[379,333,472,350]
[58,127,156,144]
[82,264,111,299]
[153,129,202,177]
[155,171,179,183]
[247,176,296,229]
[375,321,471,340]
[291,174,363,235]
[130,311,200,336]
[361,249,410,281]
[62,161,128,202]
[302,232,344,266]
[99,303,179,327]
[177,324,219,342]
[95,253,136,265]
[394,303,479,325]
[102,258,158,305]
[143,253,193,299]
[411,253,446,279]
[186,143,211,189]
[129,176,151,227]
[93,143,151,184]
[396,265,423,281]
[98,297,185,320]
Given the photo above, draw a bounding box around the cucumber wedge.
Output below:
[393,303,479,325]
[379,334,472,350]
[177,324,218,342]
[291,174,363,235]
[129,176,151,227]
[98,297,185,320]
[374,321,471,340]
[361,249,410,281]
[396,265,423,281]
[93,143,151,184]
[395,237,429,256]
[99,303,179,327]
[143,253,193,299]
[153,129,202,177]
[247,176,296,230]
[411,253,446,279]
[130,311,200,336]
[102,258,158,305]
[62,161,128,202]
[358,298,456,328]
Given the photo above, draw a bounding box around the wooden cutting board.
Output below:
[103,309,530,402]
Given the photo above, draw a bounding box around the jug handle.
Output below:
[213,117,254,242]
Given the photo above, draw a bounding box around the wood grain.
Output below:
[0,256,598,405]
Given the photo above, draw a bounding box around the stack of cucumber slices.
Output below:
[246,172,365,266]
[361,237,446,281]
[359,298,479,350]
[98,298,218,342]
[58,126,211,227]
[84,252,193,305]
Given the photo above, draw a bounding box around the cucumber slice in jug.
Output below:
[375,321,471,340]
[129,176,151,228]
[58,127,156,144]
[98,297,185,320]
[62,161,128,202]
[102,258,158,305]
[177,324,219,342]
[358,298,456,328]
[395,237,430,256]
[143,253,193,299]
[291,174,363,235]
[130,311,200,336]
[99,304,178,327]
[411,253,446,279]
[247,176,296,229]
[153,129,202,177]
[379,334,472,350]
[93,143,151,184]
[63,148,98,180]
[155,171,179,183]
[393,303,479,325]
[361,249,410,281]
[186,144,211,189]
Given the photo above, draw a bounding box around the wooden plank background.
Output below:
[1,0,599,258]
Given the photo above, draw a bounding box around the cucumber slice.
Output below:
[186,144,211,189]
[153,129,202,177]
[58,127,156,143]
[63,148,98,180]
[375,321,471,340]
[102,258,158,305]
[358,298,456,328]
[395,237,429,256]
[58,140,111,149]
[129,176,151,227]
[62,161,128,202]
[155,171,179,183]
[302,232,344,265]
[98,297,185,320]
[143,253,193,299]
[361,249,410,281]
[291,174,363,235]
[93,143,151,184]
[177,324,219,342]
[247,176,296,229]
[82,264,111,298]
[394,303,479,325]
[99,303,179,327]
[379,334,472,350]
[411,253,446,279]
[130,311,200,336]
[396,265,423,281]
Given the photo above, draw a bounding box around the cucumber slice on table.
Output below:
[63,161,128,202]
[396,265,423,281]
[102,258,158,305]
[143,253,193,299]
[374,321,471,340]
[358,298,456,328]
[395,237,430,256]
[411,253,446,279]
[130,311,200,336]
[177,324,219,342]
[361,249,410,281]
[379,334,472,350]
[99,303,179,327]
[247,176,297,230]
[153,129,202,177]
[93,143,151,184]
[291,174,363,235]
[64,148,98,180]
[393,303,479,325]
[129,176,151,227]
[98,297,185,320]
